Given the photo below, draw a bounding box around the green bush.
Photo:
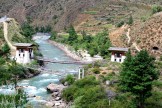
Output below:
[65,74,75,85]
[116,21,124,27]
[92,68,101,74]
[152,5,162,14]
[50,31,57,40]
[0,57,5,65]
[62,85,77,102]
[127,16,133,25]
[0,90,28,108]
[62,76,109,107]
[2,43,10,54]
[52,29,111,58]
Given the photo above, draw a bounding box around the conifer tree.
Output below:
[68,25,78,44]
[119,50,159,108]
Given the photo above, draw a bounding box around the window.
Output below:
[117,53,121,57]
[29,48,32,53]
[114,59,116,61]
[19,54,20,56]
[23,54,25,57]
[30,53,31,58]
[19,49,24,53]
[119,59,121,62]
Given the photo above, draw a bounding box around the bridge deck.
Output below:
[37,58,92,65]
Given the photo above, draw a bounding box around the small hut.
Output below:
[108,47,128,63]
[13,43,34,64]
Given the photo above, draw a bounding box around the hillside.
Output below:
[0,0,102,31]
[130,12,162,57]
[0,17,30,56]
[1,0,162,56]
[1,0,161,31]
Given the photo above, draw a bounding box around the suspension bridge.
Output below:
[37,57,93,65]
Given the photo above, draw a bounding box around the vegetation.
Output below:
[119,50,159,108]
[35,25,52,33]
[49,31,57,40]
[127,16,133,25]
[0,90,28,108]
[116,21,124,27]
[20,22,35,39]
[60,74,75,85]
[50,26,111,58]
[152,5,162,14]
[62,76,109,108]
[1,43,10,54]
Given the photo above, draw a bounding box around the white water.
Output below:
[0,34,81,107]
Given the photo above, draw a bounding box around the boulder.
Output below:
[47,83,59,93]
[64,82,68,86]
[52,92,59,97]
[15,86,24,90]
[55,102,61,106]
[45,102,54,107]
[46,83,66,93]
[55,97,61,101]
[105,80,110,86]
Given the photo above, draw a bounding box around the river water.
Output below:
[0,34,80,106]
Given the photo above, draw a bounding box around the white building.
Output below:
[108,47,128,63]
[13,43,34,64]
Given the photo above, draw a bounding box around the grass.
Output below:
[83,11,98,15]
[102,24,114,29]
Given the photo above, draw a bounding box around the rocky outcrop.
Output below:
[46,83,65,93]
[46,83,67,108]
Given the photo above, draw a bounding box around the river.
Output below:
[0,34,81,107]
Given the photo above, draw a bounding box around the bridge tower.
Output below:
[78,67,84,79]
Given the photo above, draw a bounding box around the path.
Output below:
[0,16,16,55]
[132,42,141,52]
[126,27,141,52]
[126,28,131,44]
[3,21,16,50]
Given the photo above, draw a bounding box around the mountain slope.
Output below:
[130,12,162,57]
[0,0,102,31]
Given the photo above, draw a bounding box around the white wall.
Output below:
[15,49,32,64]
[111,53,126,63]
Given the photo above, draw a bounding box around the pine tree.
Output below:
[68,25,78,44]
[119,50,159,108]
[127,15,133,25]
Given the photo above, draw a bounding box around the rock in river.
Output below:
[46,83,66,93]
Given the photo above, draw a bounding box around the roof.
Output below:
[13,43,34,47]
[108,47,128,52]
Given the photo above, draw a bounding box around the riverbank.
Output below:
[48,40,103,62]
[48,40,81,61]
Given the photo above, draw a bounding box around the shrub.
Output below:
[2,43,10,54]
[92,68,101,74]
[152,5,162,14]
[160,56,162,61]
[50,31,57,40]
[127,16,133,25]
[62,76,109,107]
[65,74,75,85]
[116,21,124,27]
[62,85,77,102]
[0,57,5,65]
